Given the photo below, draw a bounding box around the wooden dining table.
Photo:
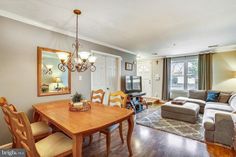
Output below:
[33,99,134,157]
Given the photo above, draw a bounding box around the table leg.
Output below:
[127,115,134,156]
[33,110,40,122]
[73,134,83,157]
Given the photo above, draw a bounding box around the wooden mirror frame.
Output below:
[37,47,71,97]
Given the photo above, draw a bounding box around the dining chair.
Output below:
[89,89,106,144]
[91,89,105,104]
[101,91,128,156]
[3,105,72,157]
[0,97,52,148]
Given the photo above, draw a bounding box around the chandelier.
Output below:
[57,9,96,72]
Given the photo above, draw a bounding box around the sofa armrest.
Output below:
[214,113,234,146]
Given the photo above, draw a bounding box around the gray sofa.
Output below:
[173,90,236,146]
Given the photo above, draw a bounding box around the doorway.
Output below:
[91,51,122,104]
[137,60,153,97]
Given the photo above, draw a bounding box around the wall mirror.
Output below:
[37,47,71,97]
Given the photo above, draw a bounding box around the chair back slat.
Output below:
[91,89,105,104]
[4,105,39,157]
[108,91,127,108]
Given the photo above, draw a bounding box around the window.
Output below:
[170,56,198,91]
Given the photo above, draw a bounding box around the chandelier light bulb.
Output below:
[88,56,96,63]
[57,52,69,63]
[46,64,53,69]
[79,51,90,60]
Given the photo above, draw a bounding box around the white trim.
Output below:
[117,58,122,90]
[0,9,136,55]
[91,50,123,60]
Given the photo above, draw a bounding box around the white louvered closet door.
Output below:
[91,54,118,105]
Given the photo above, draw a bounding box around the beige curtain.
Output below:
[162,58,171,100]
[198,53,213,90]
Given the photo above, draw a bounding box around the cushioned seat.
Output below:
[203,109,232,131]
[161,102,200,123]
[36,132,72,157]
[104,124,119,132]
[202,109,216,131]
[187,98,206,107]
[31,121,52,137]
[174,97,206,113]
[162,102,199,115]
[205,102,233,112]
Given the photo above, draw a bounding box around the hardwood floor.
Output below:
[83,122,235,157]
[82,105,236,157]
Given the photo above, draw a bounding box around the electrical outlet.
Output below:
[79,76,82,81]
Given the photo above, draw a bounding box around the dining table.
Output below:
[32,99,134,157]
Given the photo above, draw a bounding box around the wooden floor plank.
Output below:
[82,121,236,157]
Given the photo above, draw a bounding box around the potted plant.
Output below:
[72,92,83,103]
[71,92,84,109]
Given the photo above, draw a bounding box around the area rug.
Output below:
[136,107,205,142]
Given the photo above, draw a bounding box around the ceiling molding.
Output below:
[0,9,137,55]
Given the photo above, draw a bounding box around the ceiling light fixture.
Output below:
[57,9,96,72]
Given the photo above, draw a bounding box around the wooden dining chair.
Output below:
[0,97,52,148]
[101,91,128,156]
[0,97,18,147]
[3,105,72,157]
[91,89,105,104]
[89,89,106,144]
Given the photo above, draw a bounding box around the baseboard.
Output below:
[0,143,12,149]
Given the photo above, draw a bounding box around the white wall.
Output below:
[212,51,236,91]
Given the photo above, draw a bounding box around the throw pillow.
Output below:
[218,92,232,103]
[206,91,220,102]
[189,90,207,100]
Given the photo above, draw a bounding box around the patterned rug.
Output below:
[136,107,205,142]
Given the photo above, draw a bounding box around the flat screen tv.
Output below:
[125,76,142,93]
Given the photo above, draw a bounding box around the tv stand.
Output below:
[126,92,146,113]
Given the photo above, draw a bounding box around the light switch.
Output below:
[79,76,82,80]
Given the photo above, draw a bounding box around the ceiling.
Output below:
[0,0,236,57]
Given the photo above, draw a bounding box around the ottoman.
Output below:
[161,102,200,123]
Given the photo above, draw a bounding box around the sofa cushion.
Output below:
[189,90,207,101]
[206,91,220,102]
[218,92,232,103]
[174,97,188,101]
[205,102,233,112]
[229,94,236,112]
[203,109,216,131]
[187,98,206,108]
[203,109,230,131]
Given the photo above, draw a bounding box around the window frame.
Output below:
[170,55,198,91]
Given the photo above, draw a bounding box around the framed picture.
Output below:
[125,62,133,71]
